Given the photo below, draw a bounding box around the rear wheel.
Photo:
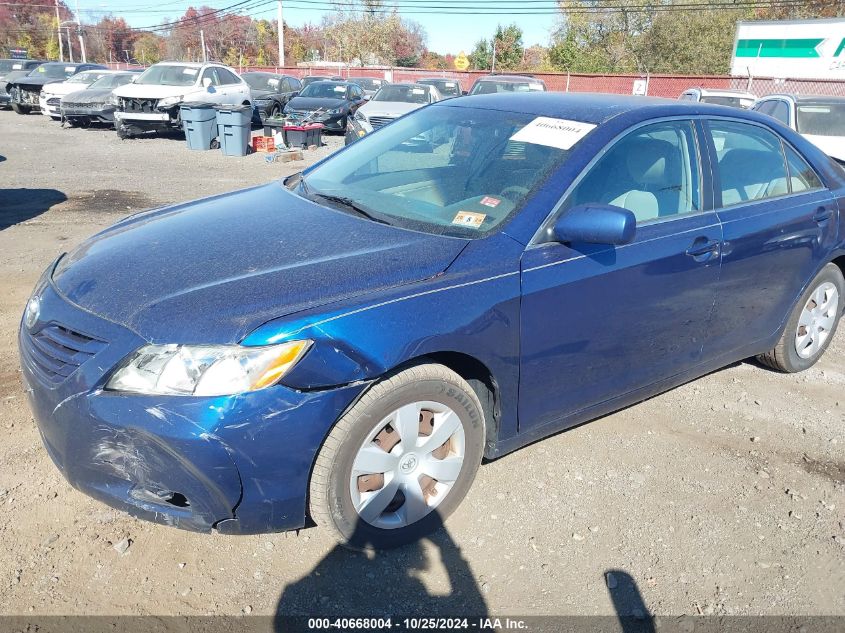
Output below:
[309,363,485,550]
[11,103,30,115]
[757,263,844,372]
[270,103,281,118]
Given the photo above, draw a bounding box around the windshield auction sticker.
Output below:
[452,211,486,228]
[510,117,597,150]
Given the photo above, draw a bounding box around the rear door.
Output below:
[703,118,837,358]
[519,119,724,431]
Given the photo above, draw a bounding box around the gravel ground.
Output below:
[0,110,843,619]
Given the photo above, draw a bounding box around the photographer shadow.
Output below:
[274,513,487,629]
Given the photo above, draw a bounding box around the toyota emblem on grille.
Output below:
[24,295,40,330]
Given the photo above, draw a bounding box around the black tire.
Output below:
[116,125,132,140]
[270,103,281,118]
[757,263,844,373]
[11,103,30,115]
[309,362,485,550]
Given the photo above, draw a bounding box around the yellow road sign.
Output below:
[454,52,469,71]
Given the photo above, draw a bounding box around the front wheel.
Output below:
[757,263,844,372]
[11,103,30,115]
[309,363,485,550]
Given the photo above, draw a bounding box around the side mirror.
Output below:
[552,204,636,245]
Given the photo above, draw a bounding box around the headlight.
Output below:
[105,340,311,396]
[107,94,119,106]
[158,95,183,108]
[327,107,343,115]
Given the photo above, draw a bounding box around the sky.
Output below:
[76,1,558,56]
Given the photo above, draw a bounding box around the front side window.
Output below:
[298,106,581,237]
[708,120,789,207]
[770,101,790,125]
[564,120,701,224]
[201,68,220,86]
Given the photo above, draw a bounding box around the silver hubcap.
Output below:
[349,401,465,530]
[795,281,839,359]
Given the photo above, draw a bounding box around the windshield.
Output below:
[470,80,542,95]
[30,64,77,79]
[0,60,18,74]
[302,76,329,87]
[796,101,845,136]
[422,80,461,96]
[135,64,199,86]
[67,71,105,84]
[300,82,347,98]
[350,77,382,90]
[299,105,577,238]
[244,73,283,91]
[89,73,135,90]
[372,84,430,104]
[700,95,749,108]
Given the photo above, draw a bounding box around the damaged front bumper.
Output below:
[20,274,368,534]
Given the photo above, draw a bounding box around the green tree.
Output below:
[493,23,524,70]
[133,32,163,65]
[469,38,491,70]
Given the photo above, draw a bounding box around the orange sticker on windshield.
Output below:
[480,196,501,208]
[452,211,486,228]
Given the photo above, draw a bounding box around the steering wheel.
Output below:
[500,186,530,202]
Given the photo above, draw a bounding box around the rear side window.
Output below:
[565,120,701,224]
[216,68,240,85]
[708,121,789,207]
[770,101,790,125]
[784,145,823,193]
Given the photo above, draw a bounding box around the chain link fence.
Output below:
[106,62,845,99]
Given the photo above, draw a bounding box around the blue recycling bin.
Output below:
[180,102,217,151]
[214,105,253,157]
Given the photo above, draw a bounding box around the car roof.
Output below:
[439,92,773,125]
[151,61,203,68]
[758,93,845,103]
[686,87,755,97]
[477,74,543,83]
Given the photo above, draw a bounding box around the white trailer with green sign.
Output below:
[731,18,845,79]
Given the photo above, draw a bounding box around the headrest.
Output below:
[622,138,674,186]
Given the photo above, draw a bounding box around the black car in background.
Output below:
[347,76,388,97]
[61,71,141,126]
[417,77,464,99]
[7,61,107,114]
[301,75,343,89]
[283,80,367,132]
[0,59,45,108]
[243,72,302,121]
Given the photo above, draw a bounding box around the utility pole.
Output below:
[491,40,497,73]
[200,30,207,62]
[55,0,63,61]
[277,0,285,67]
[74,0,87,62]
[67,25,74,62]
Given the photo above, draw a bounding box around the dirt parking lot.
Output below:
[0,110,843,620]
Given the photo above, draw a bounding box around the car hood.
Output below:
[8,76,65,90]
[42,81,94,97]
[1,70,31,86]
[802,134,845,162]
[62,88,113,104]
[287,96,346,111]
[52,183,467,344]
[360,101,423,118]
[251,89,278,100]
[113,83,198,99]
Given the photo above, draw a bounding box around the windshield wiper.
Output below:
[303,184,392,226]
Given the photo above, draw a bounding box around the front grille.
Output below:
[119,97,158,113]
[369,116,394,129]
[46,97,60,106]
[22,324,107,384]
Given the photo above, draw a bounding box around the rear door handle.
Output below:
[686,238,721,259]
[813,207,833,224]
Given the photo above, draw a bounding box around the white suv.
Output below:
[112,61,251,138]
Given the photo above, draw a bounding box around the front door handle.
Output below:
[813,207,833,224]
[686,237,721,260]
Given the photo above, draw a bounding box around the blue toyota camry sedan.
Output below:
[20,93,845,549]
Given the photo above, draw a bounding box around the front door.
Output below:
[519,119,724,431]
